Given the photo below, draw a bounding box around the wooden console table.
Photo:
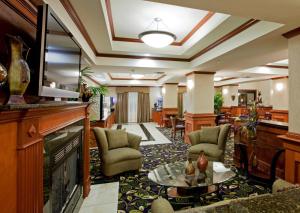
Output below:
[0,102,91,213]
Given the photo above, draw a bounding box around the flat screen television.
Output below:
[35,4,81,99]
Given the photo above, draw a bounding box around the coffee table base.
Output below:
[167,185,218,198]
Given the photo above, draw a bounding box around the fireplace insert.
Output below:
[43,120,84,213]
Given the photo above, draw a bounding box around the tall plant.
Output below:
[79,66,108,101]
[214,92,223,114]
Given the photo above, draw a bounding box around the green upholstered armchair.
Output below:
[93,127,143,176]
[188,124,231,162]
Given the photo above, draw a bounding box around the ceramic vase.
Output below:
[0,63,7,86]
[7,35,30,104]
[197,151,208,173]
[185,158,195,176]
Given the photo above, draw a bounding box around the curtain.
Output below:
[178,93,184,118]
[137,92,150,123]
[116,93,128,123]
[128,92,138,123]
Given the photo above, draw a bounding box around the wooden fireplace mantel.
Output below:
[0,102,91,213]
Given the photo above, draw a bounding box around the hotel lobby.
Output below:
[1,0,300,212]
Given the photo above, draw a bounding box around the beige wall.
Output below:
[270,78,289,110]
[222,85,239,107]
[162,84,178,108]
[238,80,272,106]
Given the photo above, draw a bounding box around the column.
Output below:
[185,72,216,143]
[162,83,178,126]
[279,31,300,183]
[222,85,239,107]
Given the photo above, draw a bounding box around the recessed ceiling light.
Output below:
[131,74,144,79]
[214,76,223,82]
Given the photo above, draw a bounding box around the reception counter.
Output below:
[234,119,288,181]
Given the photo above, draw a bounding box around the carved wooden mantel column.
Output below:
[0,103,90,212]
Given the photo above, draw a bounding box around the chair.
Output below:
[93,127,143,176]
[187,124,231,162]
[170,116,185,140]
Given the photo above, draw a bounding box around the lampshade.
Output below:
[139,30,176,48]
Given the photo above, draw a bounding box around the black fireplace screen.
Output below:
[44,120,84,213]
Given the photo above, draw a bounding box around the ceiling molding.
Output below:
[282,27,300,39]
[96,53,189,62]
[219,77,237,82]
[104,0,215,46]
[107,73,166,81]
[264,65,289,69]
[271,76,288,80]
[85,76,102,86]
[189,19,259,60]
[61,0,260,62]
[60,0,98,54]
[185,71,216,76]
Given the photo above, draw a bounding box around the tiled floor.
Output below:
[79,182,119,213]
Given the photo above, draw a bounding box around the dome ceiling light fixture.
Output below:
[138,17,176,48]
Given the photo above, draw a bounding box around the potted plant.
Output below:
[214,92,223,114]
[79,66,108,102]
[241,102,259,140]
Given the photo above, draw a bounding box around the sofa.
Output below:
[93,127,143,176]
[188,124,231,162]
[151,179,298,213]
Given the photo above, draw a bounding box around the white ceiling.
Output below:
[44,0,298,87]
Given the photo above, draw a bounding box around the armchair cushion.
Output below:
[188,130,201,146]
[103,147,143,164]
[105,129,128,149]
[200,126,220,144]
[127,132,142,150]
[189,143,223,158]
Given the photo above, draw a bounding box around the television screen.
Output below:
[36,5,81,98]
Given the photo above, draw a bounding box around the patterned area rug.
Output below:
[90,126,270,213]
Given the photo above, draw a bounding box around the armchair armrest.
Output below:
[272,179,297,193]
[93,127,109,156]
[151,198,174,213]
[188,130,201,146]
[127,132,142,150]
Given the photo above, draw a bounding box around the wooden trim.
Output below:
[60,0,260,62]
[96,53,190,62]
[164,83,178,85]
[185,112,216,118]
[104,0,215,46]
[190,19,259,60]
[264,65,289,69]
[186,71,216,76]
[60,0,97,54]
[271,76,289,80]
[287,132,300,140]
[270,109,288,114]
[282,27,300,39]
[2,0,38,27]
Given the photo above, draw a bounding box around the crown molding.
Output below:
[60,0,260,62]
[282,27,300,39]
[185,71,216,76]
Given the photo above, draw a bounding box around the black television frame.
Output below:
[35,4,81,99]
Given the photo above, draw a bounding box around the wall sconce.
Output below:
[275,83,284,91]
[231,94,236,101]
[222,88,228,95]
[187,79,194,90]
[162,87,166,95]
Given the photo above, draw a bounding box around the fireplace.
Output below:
[43,121,84,213]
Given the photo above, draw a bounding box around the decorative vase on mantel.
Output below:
[197,151,208,173]
[7,35,30,104]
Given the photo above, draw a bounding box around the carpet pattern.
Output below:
[90,126,270,213]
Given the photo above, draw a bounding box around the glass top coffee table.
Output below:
[148,161,236,198]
